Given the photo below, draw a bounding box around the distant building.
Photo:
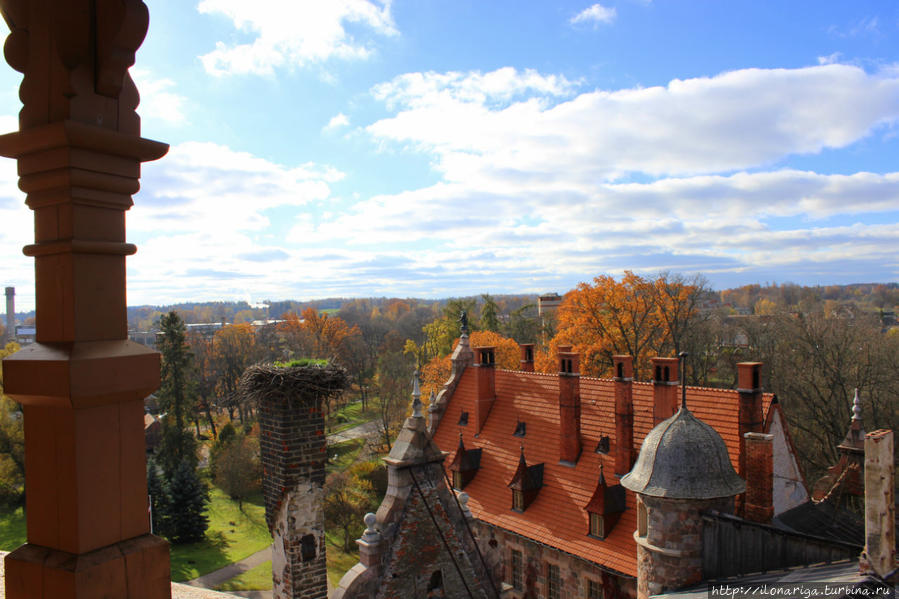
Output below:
[13,325,35,346]
[537,292,562,317]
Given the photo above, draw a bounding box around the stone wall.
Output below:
[472,520,637,599]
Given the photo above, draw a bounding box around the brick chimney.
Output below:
[860,429,895,578]
[650,357,679,425]
[559,351,581,465]
[474,346,496,433]
[613,355,635,476]
[737,363,764,478]
[743,432,774,523]
[519,343,535,372]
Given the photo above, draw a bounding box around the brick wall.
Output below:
[258,386,328,599]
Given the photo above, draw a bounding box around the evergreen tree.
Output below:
[157,311,198,476]
[146,458,170,537]
[167,459,209,544]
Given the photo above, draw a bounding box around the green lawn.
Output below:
[215,559,272,592]
[328,400,372,434]
[169,487,271,582]
[326,530,359,589]
[0,506,25,550]
[327,437,367,473]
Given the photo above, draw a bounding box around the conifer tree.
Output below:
[157,311,198,476]
[146,458,170,537]
[167,459,209,544]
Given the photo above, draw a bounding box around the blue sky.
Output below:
[1,1,898,311]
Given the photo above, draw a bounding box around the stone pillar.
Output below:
[0,2,170,598]
[558,351,581,465]
[4,287,13,343]
[860,429,895,578]
[613,355,634,476]
[474,346,496,434]
[519,343,535,372]
[650,357,679,425]
[743,432,774,523]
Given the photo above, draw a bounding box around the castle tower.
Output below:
[621,354,745,599]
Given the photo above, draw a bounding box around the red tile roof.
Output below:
[433,368,773,578]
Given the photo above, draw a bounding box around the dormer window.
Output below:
[584,464,626,540]
[508,447,544,512]
[594,436,610,454]
[448,434,482,490]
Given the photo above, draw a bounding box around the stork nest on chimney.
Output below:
[239,361,349,407]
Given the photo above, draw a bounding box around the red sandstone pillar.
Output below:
[474,347,496,433]
[650,357,679,424]
[743,432,774,523]
[0,2,170,597]
[558,351,581,464]
[613,355,634,476]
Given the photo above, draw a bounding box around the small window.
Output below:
[589,512,605,538]
[588,579,604,599]
[594,436,610,454]
[512,489,524,511]
[637,499,647,537]
[753,368,760,389]
[458,411,469,426]
[452,471,464,490]
[616,362,623,378]
[428,570,443,592]
[526,347,534,361]
[655,365,662,381]
[511,549,523,591]
[663,366,670,381]
[547,563,561,599]
[513,421,526,437]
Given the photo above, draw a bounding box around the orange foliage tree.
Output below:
[417,330,520,401]
[552,271,703,380]
[277,308,361,366]
[212,323,257,423]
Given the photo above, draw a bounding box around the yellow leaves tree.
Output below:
[553,271,703,379]
[212,323,256,423]
[277,309,361,366]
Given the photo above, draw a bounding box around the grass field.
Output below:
[327,530,359,589]
[215,559,273,592]
[328,437,367,473]
[328,400,370,434]
[169,487,271,582]
[0,506,25,550]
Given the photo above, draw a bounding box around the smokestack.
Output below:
[4,287,13,343]
[519,343,535,372]
[558,351,581,465]
[650,357,679,424]
[474,347,496,433]
[613,355,634,476]
[743,432,774,523]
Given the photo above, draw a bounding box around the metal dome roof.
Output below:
[620,406,746,499]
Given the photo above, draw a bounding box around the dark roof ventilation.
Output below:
[595,435,610,454]
[508,447,544,511]
[458,411,469,426]
[513,420,526,437]
[583,463,626,539]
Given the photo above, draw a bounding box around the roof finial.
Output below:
[411,370,422,418]
[851,388,862,422]
[460,309,469,336]
[678,351,688,409]
[599,461,606,485]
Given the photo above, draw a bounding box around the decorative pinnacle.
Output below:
[460,309,469,336]
[678,351,688,409]
[411,370,422,418]
[851,388,862,422]
[599,461,606,485]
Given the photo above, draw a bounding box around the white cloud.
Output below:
[571,3,617,26]
[198,0,397,76]
[367,64,899,182]
[324,112,350,131]
[817,52,842,65]
[130,68,188,125]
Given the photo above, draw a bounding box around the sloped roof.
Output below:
[433,368,773,578]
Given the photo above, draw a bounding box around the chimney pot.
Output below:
[474,346,497,433]
[743,432,774,523]
[519,343,535,372]
[613,355,635,475]
[558,350,581,464]
[650,357,679,424]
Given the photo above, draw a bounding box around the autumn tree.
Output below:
[374,350,414,450]
[212,323,257,423]
[324,462,377,552]
[186,331,217,438]
[0,342,24,507]
[213,433,261,511]
[479,294,500,332]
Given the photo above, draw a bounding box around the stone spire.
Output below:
[411,370,423,418]
[838,388,865,454]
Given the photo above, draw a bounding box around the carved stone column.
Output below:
[0,1,170,597]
